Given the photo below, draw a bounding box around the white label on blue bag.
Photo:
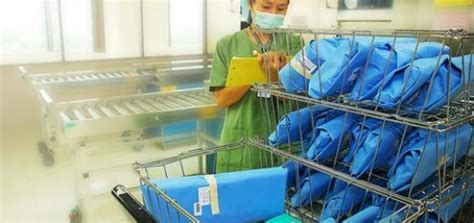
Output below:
[301,53,318,74]
[194,202,202,216]
[198,187,210,206]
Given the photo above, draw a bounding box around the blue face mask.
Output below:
[253,11,285,29]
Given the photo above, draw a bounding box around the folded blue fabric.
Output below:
[388,124,472,192]
[304,110,344,148]
[290,171,332,208]
[282,160,309,189]
[279,38,346,93]
[376,54,472,112]
[308,39,370,99]
[307,114,361,161]
[350,121,404,177]
[342,205,381,223]
[404,54,474,112]
[350,42,449,101]
[141,167,287,223]
[343,118,393,164]
[380,178,473,223]
[320,181,368,221]
[421,177,473,223]
[268,106,330,147]
[320,218,337,223]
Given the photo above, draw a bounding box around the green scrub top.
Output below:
[209,28,303,173]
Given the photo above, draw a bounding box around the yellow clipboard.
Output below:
[226,57,267,86]
[225,56,292,86]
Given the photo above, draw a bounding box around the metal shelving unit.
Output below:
[114,28,473,222]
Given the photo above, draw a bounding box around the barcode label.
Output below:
[194,202,202,216]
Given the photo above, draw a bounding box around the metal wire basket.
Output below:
[111,138,436,223]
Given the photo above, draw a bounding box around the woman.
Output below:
[209,0,303,172]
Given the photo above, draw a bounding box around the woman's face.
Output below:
[249,0,289,15]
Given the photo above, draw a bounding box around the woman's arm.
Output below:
[214,85,251,108]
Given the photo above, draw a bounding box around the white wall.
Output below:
[285,0,337,29]
[206,0,241,53]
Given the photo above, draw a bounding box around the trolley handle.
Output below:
[111,185,156,223]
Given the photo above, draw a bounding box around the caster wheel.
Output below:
[121,131,131,143]
[37,141,49,154]
[42,153,54,167]
[69,205,82,223]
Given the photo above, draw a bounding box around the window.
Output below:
[0,0,61,64]
[62,0,142,60]
[0,0,239,65]
[169,0,204,48]
[143,0,205,56]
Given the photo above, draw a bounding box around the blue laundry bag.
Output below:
[307,114,361,161]
[388,124,472,192]
[350,121,405,177]
[268,106,330,147]
[376,54,473,112]
[279,38,346,93]
[141,167,288,223]
[308,39,370,99]
[350,42,449,101]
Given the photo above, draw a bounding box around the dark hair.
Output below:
[249,0,290,6]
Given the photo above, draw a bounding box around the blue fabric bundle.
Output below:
[349,121,404,177]
[342,205,381,223]
[343,119,384,164]
[319,180,369,221]
[268,106,330,147]
[289,171,332,208]
[404,54,474,112]
[308,39,370,99]
[388,123,472,193]
[282,160,310,189]
[427,180,474,223]
[279,38,346,93]
[380,178,474,223]
[376,54,473,112]
[141,167,287,223]
[350,42,449,101]
[307,114,361,161]
[320,218,337,223]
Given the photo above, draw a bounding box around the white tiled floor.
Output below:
[1,124,197,222]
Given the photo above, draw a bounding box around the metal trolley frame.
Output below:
[114,28,474,222]
[19,56,225,220]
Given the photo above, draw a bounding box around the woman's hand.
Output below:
[256,51,287,82]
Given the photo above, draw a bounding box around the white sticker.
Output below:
[300,52,318,74]
[257,89,271,98]
[198,187,210,206]
[194,202,202,216]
